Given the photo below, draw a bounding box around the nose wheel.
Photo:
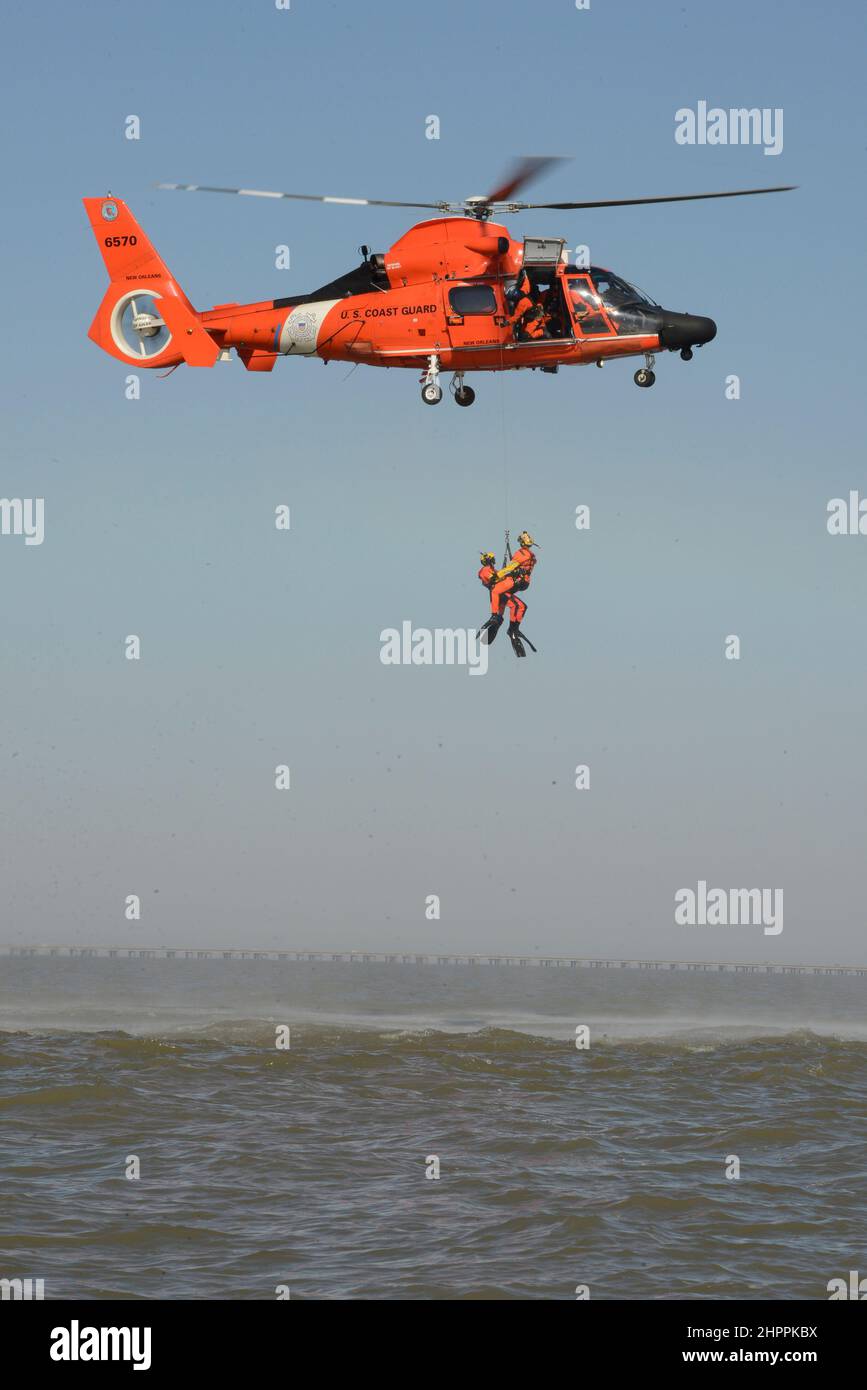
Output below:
[420,354,443,405]
[634,352,656,388]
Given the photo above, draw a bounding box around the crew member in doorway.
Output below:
[509,272,546,341]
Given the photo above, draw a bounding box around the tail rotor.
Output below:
[113,292,171,359]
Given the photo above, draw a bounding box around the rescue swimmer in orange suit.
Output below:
[509,273,548,341]
[478,551,520,644]
[478,532,539,657]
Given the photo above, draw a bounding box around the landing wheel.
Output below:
[634,368,656,388]
[680,347,693,362]
[454,386,476,407]
[422,383,443,405]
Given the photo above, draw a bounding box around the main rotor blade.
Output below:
[505,185,797,211]
[484,156,567,205]
[157,183,445,210]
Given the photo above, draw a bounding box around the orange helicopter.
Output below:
[83,159,793,405]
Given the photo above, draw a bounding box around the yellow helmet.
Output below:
[518,530,536,547]
[480,550,496,564]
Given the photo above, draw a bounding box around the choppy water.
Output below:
[1,958,865,1299]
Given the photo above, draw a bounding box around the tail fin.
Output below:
[83,196,219,368]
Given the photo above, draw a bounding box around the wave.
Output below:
[2,1014,867,1052]
[0,1081,124,1109]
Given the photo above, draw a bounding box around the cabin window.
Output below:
[448,285,497,316]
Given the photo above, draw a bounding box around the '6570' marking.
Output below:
[104,235,138,248]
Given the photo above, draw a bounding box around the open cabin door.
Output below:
[516,237,572,344]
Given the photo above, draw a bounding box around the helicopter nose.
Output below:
[655,310,717,350]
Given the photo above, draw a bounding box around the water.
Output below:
[1,958,865,1299]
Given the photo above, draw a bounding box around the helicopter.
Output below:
[83,159,793,405]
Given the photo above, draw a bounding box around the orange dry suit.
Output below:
[489,545,537,621]
[479,561,522,623]
[521,307,548,339]
[509,273,546,341]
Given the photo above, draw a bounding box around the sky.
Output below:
[1,0,866,963]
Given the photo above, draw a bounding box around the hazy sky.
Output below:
[2,0,866,963]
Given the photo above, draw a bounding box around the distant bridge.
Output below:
[1,945,865,978]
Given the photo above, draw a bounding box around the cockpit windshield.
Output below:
[564,267,659,337]
[588,268,659,309]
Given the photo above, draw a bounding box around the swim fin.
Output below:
[509,621,537,656]
[478,613,504,645]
